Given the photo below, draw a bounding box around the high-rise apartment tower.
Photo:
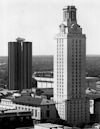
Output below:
[8,38,32,90]
[54,6,90,126]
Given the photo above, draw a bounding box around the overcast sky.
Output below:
[0,0,100,56]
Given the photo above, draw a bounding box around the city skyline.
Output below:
[0,2,100,127]
[0,0,100,56]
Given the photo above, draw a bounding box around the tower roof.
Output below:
[16,37,25,42]
[63,5,77,27]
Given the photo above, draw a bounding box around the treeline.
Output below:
[86,55,100,77]
[0,55,100,82]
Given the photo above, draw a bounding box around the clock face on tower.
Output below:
[71,24,77,30]
[70,23,81,34]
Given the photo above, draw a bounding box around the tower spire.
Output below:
[63,6,77,27]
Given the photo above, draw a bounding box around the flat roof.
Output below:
[4,109,29,113]
[0,109,31,118]
[35,123,63,128]
[86,77,99,80]
[0,109,31,113]
[13,96,55,106]
[34,77,53,82]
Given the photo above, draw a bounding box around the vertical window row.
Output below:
[71,39,82,98]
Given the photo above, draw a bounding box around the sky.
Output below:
[0,0,100,56]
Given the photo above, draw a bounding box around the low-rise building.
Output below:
[0,109,33,129]
[86,77,99,90]
[0,98,16,110]
[0,96,57,124]
[33,71,53,88]
[34,77,54,88]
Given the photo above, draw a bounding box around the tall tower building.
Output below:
[8,42,21,90]
[22,42,32,89]
[8,38,32,90]
[54,23,68,120]
[54,6,90,126]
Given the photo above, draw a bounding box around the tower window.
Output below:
[46,110,50,118]
[79,40,81,43]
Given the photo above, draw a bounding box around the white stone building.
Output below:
[54,6,90,126]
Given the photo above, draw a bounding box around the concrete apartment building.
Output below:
[54,6,90,126]
[8,38,32,90]
[8,41,21,90]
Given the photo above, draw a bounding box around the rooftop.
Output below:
[35,123,72,129]
[86,77,99,81]
[0,109,31,118]
[13,96,55,106]
[34,76,54,82]
[35,123,63,128]
[33,71,53,78]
